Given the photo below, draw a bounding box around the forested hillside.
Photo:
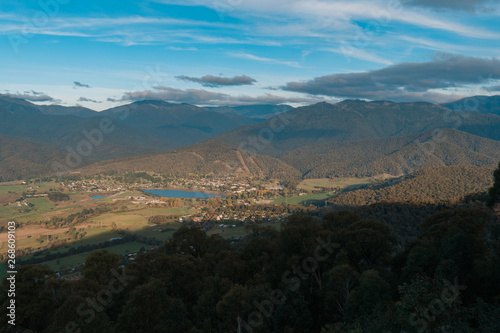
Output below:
[78,141,301,180]
[323,166,494,243]
[328,165,494,206]
[216,100,500,156]
[281,129,500,177]
[0,96,173,164]
[101,100,258,147]
[0,135,66,181]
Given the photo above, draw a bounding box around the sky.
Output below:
[0,0,499,110]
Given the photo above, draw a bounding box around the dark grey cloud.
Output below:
[121,86,323,106]
[230,93,319,105]
[24,90,45,95]
[401,0,495,12]
[78,97,101,103]
[123,86,230,104]
[74,81,91,88]
[283,54,500,103]
[3,91,54,102]
[175,74,257,87]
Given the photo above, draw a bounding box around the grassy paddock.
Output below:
[273,192,333,206]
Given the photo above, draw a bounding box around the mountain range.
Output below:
[1,94,500,181]
[442,95,500,116]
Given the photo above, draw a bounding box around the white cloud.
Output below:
[323,47,394,65]
[154,0,500,39]
[229,52,302,68]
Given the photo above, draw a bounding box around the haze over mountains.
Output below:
[442,95,500,116]
[1,94,500,181]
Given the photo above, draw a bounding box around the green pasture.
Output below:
[273,192,334,206]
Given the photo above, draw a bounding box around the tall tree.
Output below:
[487,161,500,208]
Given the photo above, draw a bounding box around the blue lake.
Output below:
[91,195,106,199]
[143,189,226,199]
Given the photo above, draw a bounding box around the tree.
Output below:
[49,295,110,333]
[216,285,252,333]
[82,250,121,286]
[487,161,500,208]
[343,269,391,323]
[338,219,396,271]
[194,276,232,331]
[273,288,314,333]
[165,226,230,258]
[322,264,359,320]
[280,214,321,258]
[115,279,191,333]
[0,265,57,332]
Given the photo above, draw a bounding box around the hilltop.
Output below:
[216,100,500,155]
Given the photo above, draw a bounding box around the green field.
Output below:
[0,184,24,194]
[207,225,248,238]
[274,192,333,206]
[0,197,86,223]
[298,176,392,192]
[30,241,153,274]
[0,181,61,194]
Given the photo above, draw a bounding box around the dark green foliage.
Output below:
[115,279,191,333]
[47,191,70,202]
[48,295,111,333]
[487,161,500,207]
[273,289,314,333]
[3,208,500,332]
[0,265,58,331]
[343,269,391,322]
[82,250,121,286]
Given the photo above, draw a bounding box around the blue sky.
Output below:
[0,0,499,110]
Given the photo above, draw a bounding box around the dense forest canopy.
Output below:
[2,207,499,332]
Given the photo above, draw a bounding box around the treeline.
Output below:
[2,207,499,332]
[47,191,70,202]
[43,206,112,228]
